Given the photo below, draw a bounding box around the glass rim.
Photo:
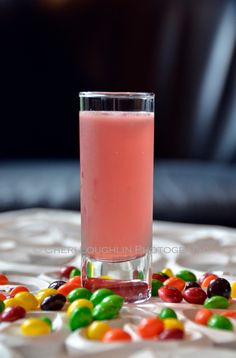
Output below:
[79,91,155,99]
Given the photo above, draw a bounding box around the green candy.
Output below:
[40,317,52,329]
[90,288,114,306]
[101,294,124,310]
[204,295,229,309]
[69,268,81,278]
[0,300,5,313]
[151,279,163,296]
[159,307,177,319]
[176,270,197,282]
[67,288,92,303]
[92,301,120,320]
[207,314,233,331]
[69,306,93,331]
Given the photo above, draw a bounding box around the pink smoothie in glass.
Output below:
[80,111,154,262]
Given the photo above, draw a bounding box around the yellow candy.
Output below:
[164,318,184,331]
[14,292,38,311]
[67,299,94,317]
[231,282,236,299]
[4,298,20,308]
[162,268,174,277]
[35,288,58,305]
[87,321,111,340]
[21,318,51,336]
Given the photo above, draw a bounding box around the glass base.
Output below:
[82,253,151,303]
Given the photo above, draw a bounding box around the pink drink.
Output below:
[80,111,154,262]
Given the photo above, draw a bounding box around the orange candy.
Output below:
[57,283,79,297]
[201,275,218,289]
[68,276,81,286]
[10,286,29,297]
[0,293,6,301]
[164,277,185,292]
[194,309,213,325]
[220,310,236,319]
[137,317,164,339]
[0,274,9,285]
[102,328,132,342]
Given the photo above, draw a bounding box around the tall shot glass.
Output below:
[79,92,154,302]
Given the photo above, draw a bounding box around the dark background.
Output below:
[0,0,236,226]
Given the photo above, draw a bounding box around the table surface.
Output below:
[0,209,236,358]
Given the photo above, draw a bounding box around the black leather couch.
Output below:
[0,0,236,226]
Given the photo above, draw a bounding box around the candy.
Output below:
[41,293,66,311]
[0,293,6,301]
[69,306,93,331]
[0,306,26,322]
[68,276,81,286]
[231,282,236,298]
[10,286,29,296]
[40,317,52,329]
[204,295,229,309]
[162,268,174,277]
[220,310,236,319]
[13,292,38,311]
[183,287,207,304]
[137,317,164,338]
[201,274,218,289]
[90,288,114,306]
[164,277,185,291]
[158,286,183,303]
[102,328,132,342]
[176,270,196,282]
[159,308,177,320]
[67,299,94,317]
[48,280,66,290]
[21,318,51,336]
[184,282,200,290]
[60,266,76,279]
[152,273,168,282]
[159,328,184,340]
[198,272,214,286]
[69,268,81,278]
[0,274,9,285]
[87,321,111,340]
[207,278,231,299]
[57,283,80,297]
[67,288,92,303]
[101,294,124,310]
[207,314,233,331]
[0,300,5,313]
[151,279,163,296]
[4,298,20,308]
[163,318,184,331]
[194,309,213,325]
[36,288,58,305]
[92,301,120,320]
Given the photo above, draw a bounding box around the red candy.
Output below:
[183,287,207,304]
[10,286,29,297]
[0,293,6,301]
[137,317,164,339]
[57,283,79,297]
[152,273,168,283]
[60,266,76,279]
[158,286,183,303]
[164,277,185,292]
[102,328,132,342]
[0,274,9,285]
[198,272,214,286]
[159,328,184,340]
[0,306,26,322]
[194,309,213,325]
[220,310,236,319]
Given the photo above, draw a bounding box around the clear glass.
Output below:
[79,92,154,302]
